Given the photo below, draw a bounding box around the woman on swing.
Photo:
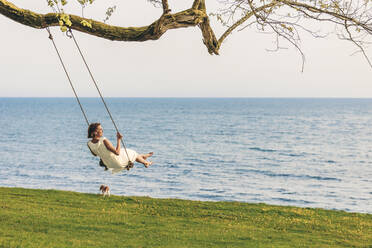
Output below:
[87,123,153,173]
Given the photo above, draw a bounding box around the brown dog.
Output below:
[99,185,110,197]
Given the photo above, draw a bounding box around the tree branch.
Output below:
[217,2,278,50]
[0,0,220,54]
[162,0,171,14]
[192,0,203,10]
[2,0,370,60]
[279,0,372,33]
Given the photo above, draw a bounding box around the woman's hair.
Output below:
[87,122,101,138]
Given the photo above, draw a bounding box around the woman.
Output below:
[87,123,153,173]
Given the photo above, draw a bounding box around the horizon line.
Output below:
[1,96,372,99]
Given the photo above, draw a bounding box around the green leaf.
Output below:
[60,13,72,27]
[60,25,68,32]
[80,20,92,28]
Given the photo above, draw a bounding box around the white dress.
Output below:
[88,137,138,174]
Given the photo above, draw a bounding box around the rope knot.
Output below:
[66,28,73,38]
[46,27,53,40]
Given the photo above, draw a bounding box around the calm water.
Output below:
[1,98,371,213]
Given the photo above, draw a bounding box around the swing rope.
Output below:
[46,27,90,126]
[46,27,134,168]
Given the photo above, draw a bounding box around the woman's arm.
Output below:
[103,132,123,155]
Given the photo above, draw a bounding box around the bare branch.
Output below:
[162,0,171,14]
[217,2,278,48]
[213,0,371,68]
[343,20,372,67]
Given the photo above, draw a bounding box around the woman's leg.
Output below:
[136,155,153,168]
[140,152,153,159]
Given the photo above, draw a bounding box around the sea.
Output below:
[0,98,371,213]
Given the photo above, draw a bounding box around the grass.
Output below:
[0,187,371,248]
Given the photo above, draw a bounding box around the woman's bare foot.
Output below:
[144,161,153,168]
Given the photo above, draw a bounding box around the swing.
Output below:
[46,26,134,171]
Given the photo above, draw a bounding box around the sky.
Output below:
[0,0,371,97]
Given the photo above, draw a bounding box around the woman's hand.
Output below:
[116,132,123,140]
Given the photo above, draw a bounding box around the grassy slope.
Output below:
[0,187,371,248]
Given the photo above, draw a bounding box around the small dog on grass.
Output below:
[99,185,110,197]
